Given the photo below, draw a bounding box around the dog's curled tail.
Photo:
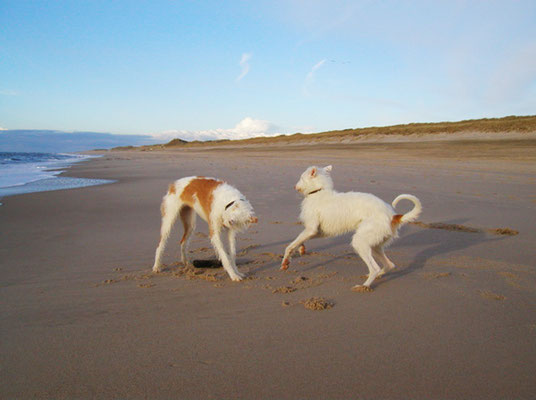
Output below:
[391,194,422,226]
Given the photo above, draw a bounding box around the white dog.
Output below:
[153,176,257,281]
[281,165,422,291]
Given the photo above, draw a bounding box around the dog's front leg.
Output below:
[211,229,244,281]
[281,227,317,270]
[227,229,237,260]
[227,229,246,279]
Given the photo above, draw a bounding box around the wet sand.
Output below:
[1,138,536,399]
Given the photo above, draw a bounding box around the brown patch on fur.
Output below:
[391,214,403,229]
[180,177,223,220]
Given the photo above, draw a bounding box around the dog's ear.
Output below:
[324,165,332,172]
[310,167,317,177]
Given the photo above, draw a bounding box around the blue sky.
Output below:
[1,0,535,142]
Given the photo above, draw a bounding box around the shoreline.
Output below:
[0,153,113,201]
[1,138,535,399]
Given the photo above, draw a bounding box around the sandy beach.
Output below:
[1,137,536,399]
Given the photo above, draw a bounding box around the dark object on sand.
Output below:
[192,259,223,269]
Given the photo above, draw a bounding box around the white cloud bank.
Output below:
[150,117,283,143]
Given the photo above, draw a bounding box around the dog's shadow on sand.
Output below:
[281,218,506,287]
[190,219,506,284]
[380,218,505,285]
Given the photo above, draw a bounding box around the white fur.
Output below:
[153,177,257,281]
[282,166,422,290]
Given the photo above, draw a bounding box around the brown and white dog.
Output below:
[153,176,257,281]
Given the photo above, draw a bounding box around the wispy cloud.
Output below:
[303,59,326,95]
[0,89,18,96]
[151,117,283,143]
[236,53,252,82]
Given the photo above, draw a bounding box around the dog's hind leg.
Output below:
[351,229,383,291]
[179,206,196,266]
[372,245,396,277]
[153,195,181,272]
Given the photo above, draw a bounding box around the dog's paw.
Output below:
[351,285,374,293]
[281,258,290,270]
[152,266,162,273]
[298,244,306,256]
[230,274,244,282]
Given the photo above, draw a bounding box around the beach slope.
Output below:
[1,138,535,399]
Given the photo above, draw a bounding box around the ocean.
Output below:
[0,152,114,202]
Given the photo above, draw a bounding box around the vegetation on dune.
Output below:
[113,115,536,150]
[316,115,536,138]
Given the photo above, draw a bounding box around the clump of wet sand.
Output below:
[478,290,506,301]
[422,272,452,279]
[174,267,221,282]
[351,286,373,293]
[301,297,335,310]
[272,286,297,294]
[411,221,519,236]
[490,228,519,236]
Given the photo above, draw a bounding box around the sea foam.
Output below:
[0,152,113,202]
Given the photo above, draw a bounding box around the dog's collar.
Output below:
[225,200,236,210]
[307,188,323,196]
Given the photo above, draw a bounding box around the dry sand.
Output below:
[1,137,536,399]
